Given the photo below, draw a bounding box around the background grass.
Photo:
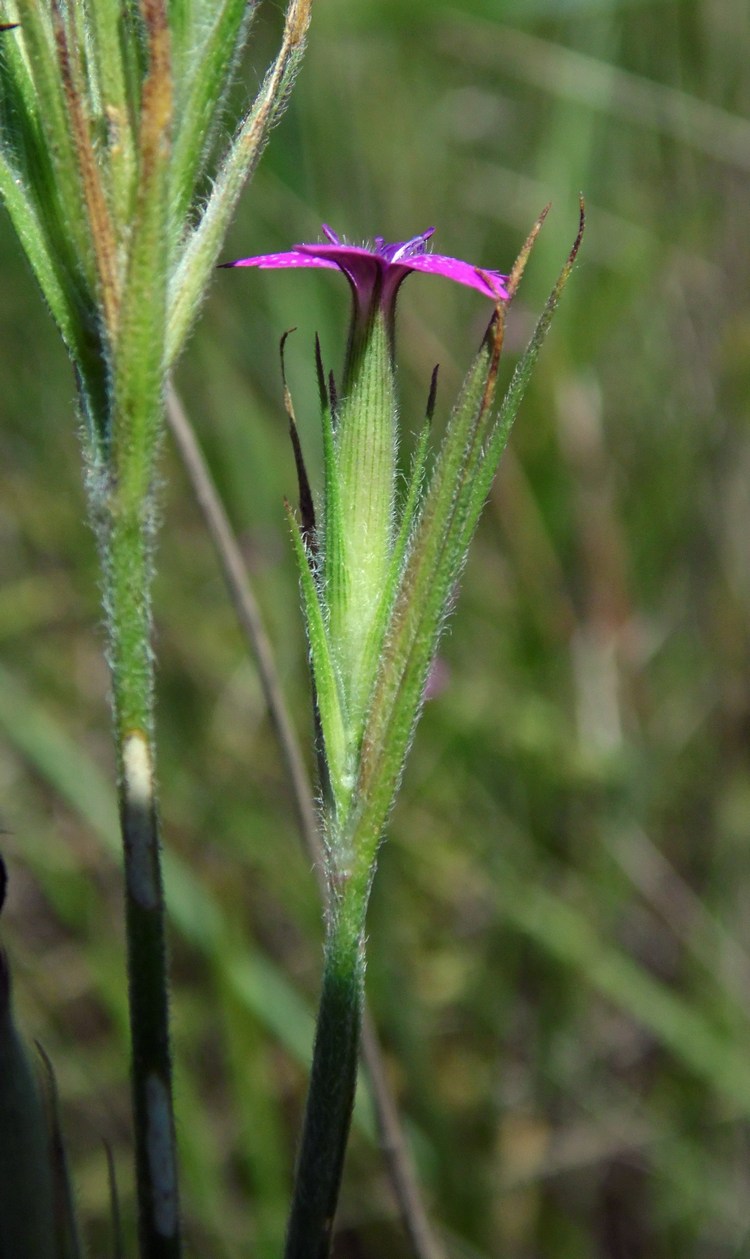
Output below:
[1,1,750,1255]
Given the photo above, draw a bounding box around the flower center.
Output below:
[374,227,435,264]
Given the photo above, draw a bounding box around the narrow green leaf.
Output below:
[286,505,352,820]
[0,155,76,347]
[281,330,316,539]
[0,147,110,444]
[348,208,584,888]
[165,0,312,366]
[398,424,433,548]
[50,0,121,338]
[0,18,99,350]
[387,422,432,607]
[346,321,504,886]
[7,4,92,270]
[84,0,138,225]
[110,3,172,501]
[169,0,259,233]
[320,372,348,639]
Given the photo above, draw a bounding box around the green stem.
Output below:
[105,505,181,1259]
[283,893,366,1259]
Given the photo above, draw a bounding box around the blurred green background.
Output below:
[1,1,750,1255]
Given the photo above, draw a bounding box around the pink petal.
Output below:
[405,253,509,300]
[220,250,340,271]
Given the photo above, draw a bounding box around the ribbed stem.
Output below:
[330,296,398,720]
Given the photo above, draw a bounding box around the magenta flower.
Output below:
[222,225,511,708]
[221,225,509,313]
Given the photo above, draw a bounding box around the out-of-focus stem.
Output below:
[166,385,321,877]
[360,1010,447,1259]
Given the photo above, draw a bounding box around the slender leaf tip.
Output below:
[538,196,586,322]
[507,203,551,301]
[279,329,316,540]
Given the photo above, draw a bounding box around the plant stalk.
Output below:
[105,503,181,1259]
[283,892,366,1259]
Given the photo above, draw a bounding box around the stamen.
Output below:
[390,227,435,263]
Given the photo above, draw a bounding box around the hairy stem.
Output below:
[284,897,365,1259]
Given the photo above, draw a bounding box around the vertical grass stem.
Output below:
[106,506,181,1259]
